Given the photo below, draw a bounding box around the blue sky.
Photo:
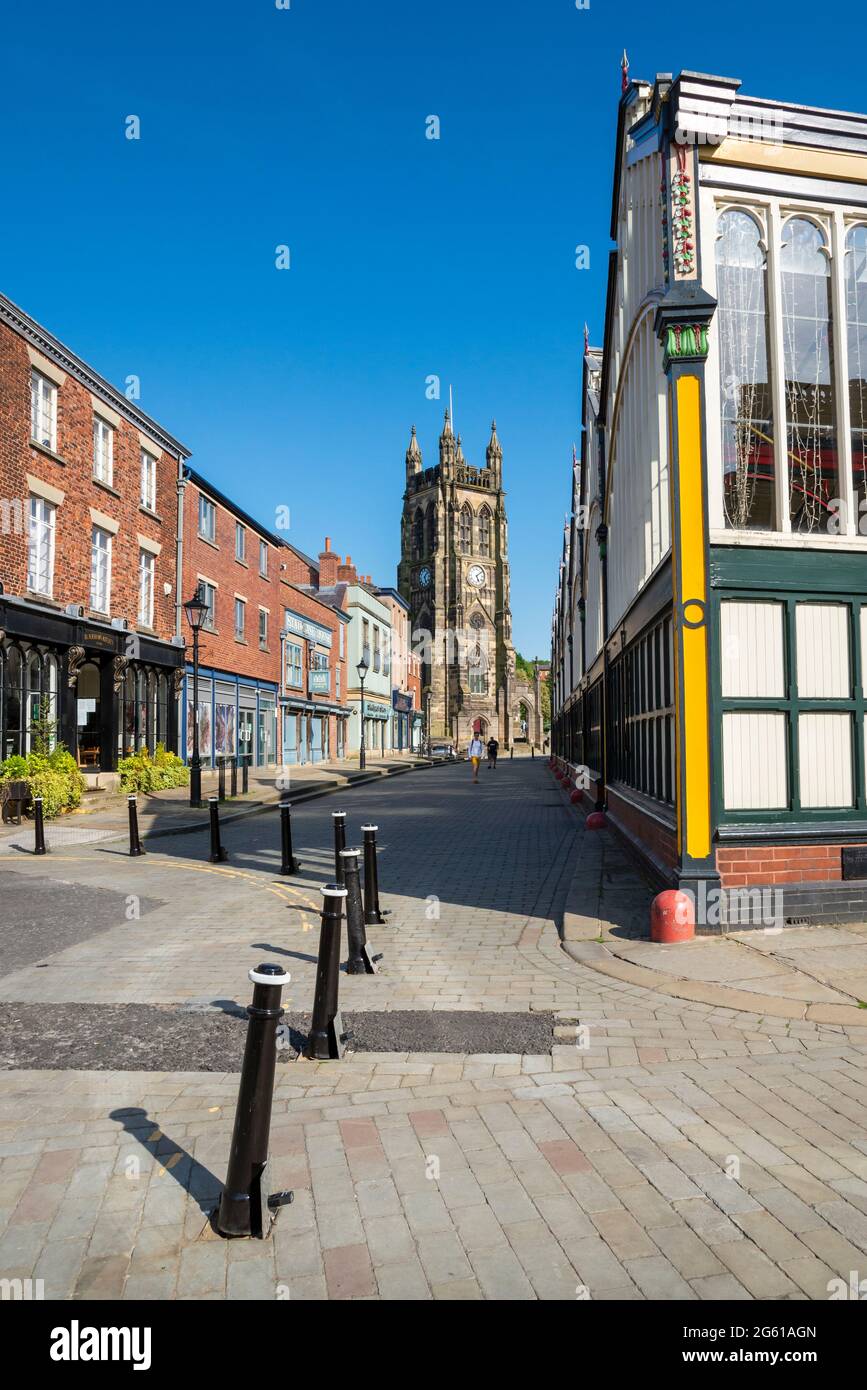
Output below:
[1,0,861,656]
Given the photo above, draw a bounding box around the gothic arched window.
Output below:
[478,506,492,556]
[427,504,437,554]
[716,209,775,530]
[413,508,424,558]
[846,224,867,522]
[459,505,472,553]
[781,217,838,532]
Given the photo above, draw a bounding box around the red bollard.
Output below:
[570,789,582,804]
[651,890,695,943]
[585,811,606,830]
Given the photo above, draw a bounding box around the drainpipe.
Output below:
[175,464,187,640]
[595,423,609,813]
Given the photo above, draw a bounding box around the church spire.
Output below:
[621,49,629,94]
[406,424,422,463]
[405,423,422,478]
[487,419,502,461]
[439,408,456,468]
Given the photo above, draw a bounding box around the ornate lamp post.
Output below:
[356,656,369,770]
[184,589,209,807]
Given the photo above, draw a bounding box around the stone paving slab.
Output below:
[1,1042,865,1301]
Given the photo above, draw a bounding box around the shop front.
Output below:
[182,667,278,769]
[0,597,182,772]
[362,697,390,755]
[280,694,348,765]
[392,689,413,751]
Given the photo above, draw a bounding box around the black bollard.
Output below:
[341,849,381,975]
[306,885,352,1060]
[128,794,145,857]
[510,746,514,759]
[208,795,229,863]
[242,758,249,795]
[217,963,294,1239]
[332,811,347,885]
[278,799,300,876]
[362,824,389,926]
[531,745,535,760]
[33,795,47,856]
[230,757,238,798]
[218,758,227,801]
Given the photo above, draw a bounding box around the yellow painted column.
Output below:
[657,309,719,895]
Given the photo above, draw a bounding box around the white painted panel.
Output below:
[720,601,785,698]
[795,603,850,698]
[799,711,853,808]
[722,711,788,810]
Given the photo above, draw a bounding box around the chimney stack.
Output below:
[318,536,339,587]
[337,554,357,583]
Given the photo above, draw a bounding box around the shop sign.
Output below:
[392,690,413,713]
[82,628,117,650]
[282,610,332,648]
[308,670,330,694]
[363,700,389,720]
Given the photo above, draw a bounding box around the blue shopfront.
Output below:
[280,606,347,764]
[392,689,414,751]
[181,667,278,768]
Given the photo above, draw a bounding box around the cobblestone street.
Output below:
[1,761,867,1301]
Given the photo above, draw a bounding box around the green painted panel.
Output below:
[710,545,867,595]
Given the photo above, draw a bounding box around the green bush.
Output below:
[0,744,85,818]
[117,745,190,794]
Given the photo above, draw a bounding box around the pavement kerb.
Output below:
[99,757,439,845]
[551,769,867,1028]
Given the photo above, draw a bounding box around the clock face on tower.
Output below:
[467,565,485,588]
[418,566,432,588]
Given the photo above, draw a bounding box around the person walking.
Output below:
[467,733,484,782]
[486,736,499,770]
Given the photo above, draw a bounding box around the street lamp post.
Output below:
[357,657,369,771]
[184,589,209,807]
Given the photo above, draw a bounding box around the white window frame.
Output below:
[259,540,268,577]
[234,597,246,640]
[236,523,246,562]
[27,495,55,595]
[285,641,303,689]
[198,495,216,543]
[198,580,217,630]
[140,450,157,511]
[30,371,57,451]
[258,607,268,649]
[93,415,114,485]
[138,549,155,628]
[703,187,867,547]
[90,526,112,614]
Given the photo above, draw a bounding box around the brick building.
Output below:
[179,481,352,770]
[0,292,188,774]
[275,539,350,765]
[179,468,284,768]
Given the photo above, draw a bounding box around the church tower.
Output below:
[398,411,516,748]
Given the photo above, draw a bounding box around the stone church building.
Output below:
[398,411,541,750]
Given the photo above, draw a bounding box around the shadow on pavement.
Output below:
[109,1106,222,1217]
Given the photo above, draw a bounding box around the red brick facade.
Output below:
[0,318,180,640]
[0,297,187,772]
[716,844,848,887]
[182,477,280,684]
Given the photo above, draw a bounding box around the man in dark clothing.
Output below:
[486,737,499,770]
